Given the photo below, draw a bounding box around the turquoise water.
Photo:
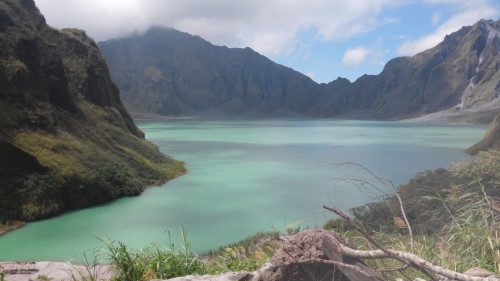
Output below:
[0,119,485,262]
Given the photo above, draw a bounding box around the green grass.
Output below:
[103,229,206,281]
[205,231,280,274]
[322,227,497,280]
[96,230,280,280]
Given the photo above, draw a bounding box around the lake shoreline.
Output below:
[0,168,186,238]
[0,221,25,237]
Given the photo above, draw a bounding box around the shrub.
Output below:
[104,229,206,281]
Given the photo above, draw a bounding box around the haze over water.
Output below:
[0,119,485,262]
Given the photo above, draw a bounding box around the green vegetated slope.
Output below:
[99,20,500,120]
[340,119,500,274]
[467,112,500,154]
[0,0,184,223]
[351,149,499,234]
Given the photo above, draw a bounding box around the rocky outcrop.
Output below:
[0,0,183,223]
[164,230,385,281]
[99,20,500,122]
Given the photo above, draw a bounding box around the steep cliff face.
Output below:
[100,20,499,121]
[99,27,324,117]
[0,0,183,222]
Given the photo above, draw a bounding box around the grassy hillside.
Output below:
[331,123,500,277]
[0,0,184,224]
[467,112,500,154]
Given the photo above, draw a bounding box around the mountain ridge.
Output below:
[99,19,500,122]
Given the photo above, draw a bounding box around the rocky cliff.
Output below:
[0,0,183,223]
[99,27,320,117]
[99,20,500,121]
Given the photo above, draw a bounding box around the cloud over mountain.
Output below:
[35,0,401,56]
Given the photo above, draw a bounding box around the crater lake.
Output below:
[0,119,485,262]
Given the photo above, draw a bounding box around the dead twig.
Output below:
[395,191,414,251]
[336,162,415,252]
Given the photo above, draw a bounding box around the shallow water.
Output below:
[0,119,485,262]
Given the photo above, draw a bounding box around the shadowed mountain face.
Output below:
[99,27,321,117]
[99,20,500,121]
[0,0,183,222]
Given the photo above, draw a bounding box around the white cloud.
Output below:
[398,0,498,56]
[34,0,402,57]
[342,47,371,66]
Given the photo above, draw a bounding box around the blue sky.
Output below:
[273,0,500,82]
[36,0,499,83]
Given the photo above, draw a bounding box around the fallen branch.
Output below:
[323,205,491,281]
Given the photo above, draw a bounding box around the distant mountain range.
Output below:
[99,20,500,122]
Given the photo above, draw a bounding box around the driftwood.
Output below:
[323,205,498,281]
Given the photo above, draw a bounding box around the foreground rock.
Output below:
[0,261,111,281]
[165,230,385,281]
